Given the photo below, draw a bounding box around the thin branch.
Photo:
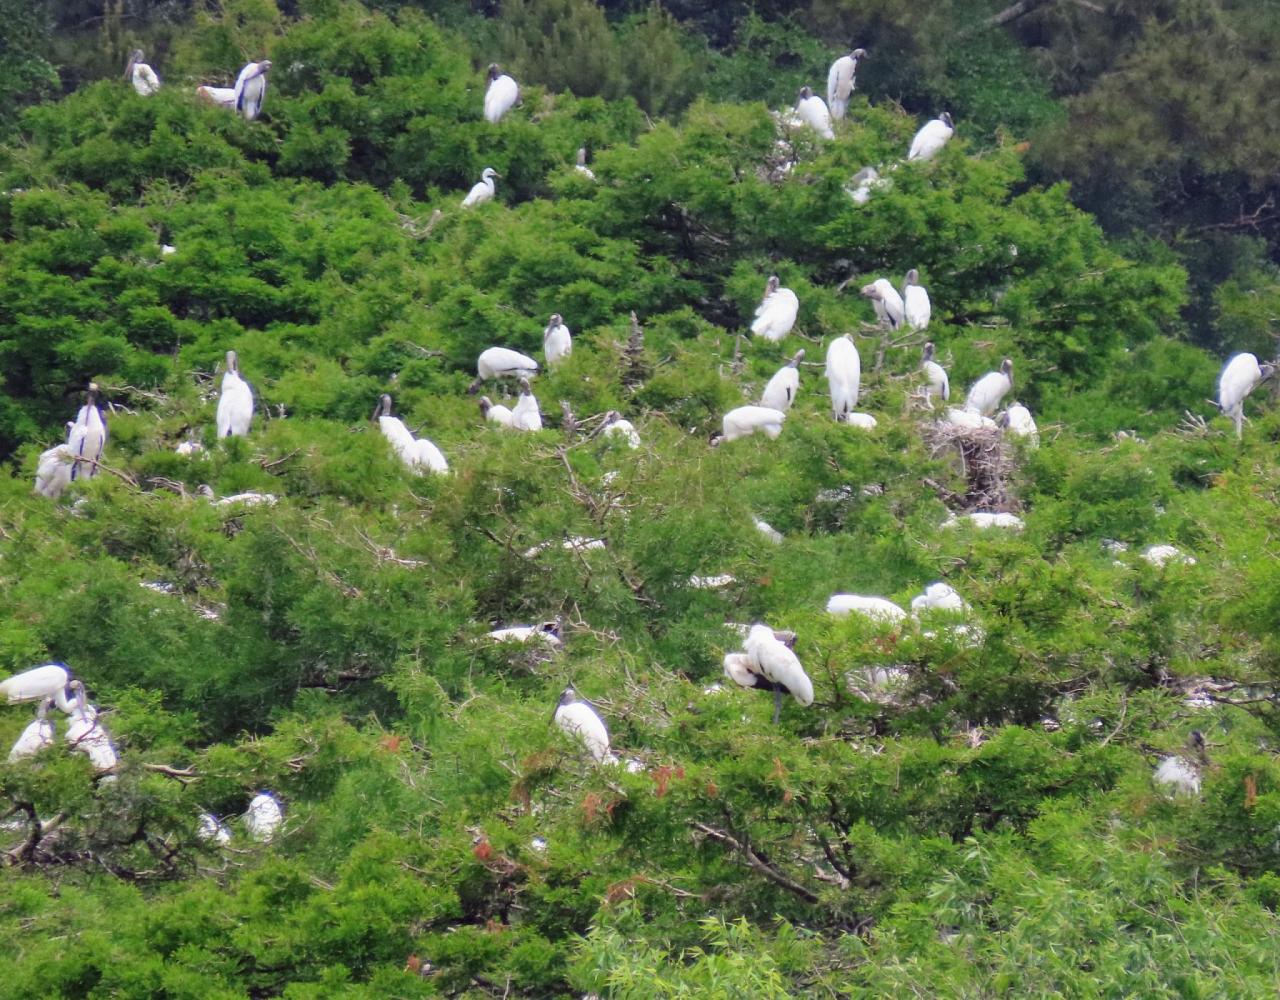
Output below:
[690,821,820,903]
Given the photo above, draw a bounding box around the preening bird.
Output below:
[826,47,866,121]
[8,698,55,761]
[1217,352,1275,439]
[68,383,107,481]
[479,396,515,428]
[760,350,804,411]
[795,86,835,140]
[511,379,543,431]
[462,167,500,209]
[216,351,254,438]
[750,275,799,341]
[484,63,520,123]
[902,269,931,330]
[910,582,967,613]
[244,792,283,842]
[601,411,641,449]
[553,687,612,763]
[1154,731,1207,797]
[826,595,908,623]
[574,147,595,180]
[713,406,786,445]
[470,346,539,392]
[125,49,160,96]
[34,444,75,499]
[485,621,562,646]
[543,314,572,367]
[921,342,950,408]
[964,358,1013,416]
[999,402,1038,445]
[908,111,954,161]
[196,85,237,108]
[0,663,79,712]
[860,278,905,330]
[826,334,861,422]
[743,623,814,723]
[233,60,271,120]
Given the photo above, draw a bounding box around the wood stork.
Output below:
[553,687,612,763]
[950,511,1024,531]
[845,165,888,205]
[216,351,254,438]
[411,435,449,474]
[199,485,279,508]
[543,314,572,367]
[744,623,814,723]
[34,444,75,499]
[479,396,515,428]
[462,167,500,209]
[826,334,861,422]
[1217,352,1275,439]
[574,147,595,180]
[760,350,804,411]
[910,582,967,613]
[826,595,907,623]
[1142,544,1195,568]
[944,407,997,430]
[902,269,931,330]
[999,402,1038,445]
[1154,732,1207,796]
[233,60,271,121]
[484,64,520,123]
[0,663,79,712]
[125,49,160,96]
[750,275,799,341]
[198,812,233,846]
[712,406,786,445]
[196,85,237,108]
[244,791,284,842]
[795,86,835,140]
[511,379,542,431]
[843,412,877,429]
[754,517,783,543]
[921,342,950,408]
[522,537,605,559]
[601,411,641,449]
[860,279,904,329]
[8,698,55,761]
[908,111,954,161]
[372,395,447,474]
[964,359,1013,416]
[175,440,205,456]
[486,621,562,646]
[826,47,866,121]
[470,346,538,392]
[68,383,107,481]
[64,687,118,773]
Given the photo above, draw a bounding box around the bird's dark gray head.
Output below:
[258,60,273,74]
[225,350,239,373]
[1001,358,1014,380]
[125,50,144,78]
[576,147,588,165]
[519,378,532,394]
[851,47,867,58]
[604,410,622,423]
[546,313,562,330]
[764,274,780,296]
[557,686,576,707]
[905,268,920,285]
[372,393,393,420]
[996,409,1010,428]
[1262,361,1277,380]
[540,620,561,638]
[86,381,99,403]
[941,111,954,129]
[859,281,882,300]
[789,349,805,366]
[487,63,502,81]
[479,396,493,417]
[798,86,814,101]
[1189,730,1205,751]
[923,341,935,362]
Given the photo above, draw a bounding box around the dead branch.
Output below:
[690,821,820,903]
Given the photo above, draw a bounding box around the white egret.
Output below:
[826,595,907,623]
[922,342,950,408]
[760,349,804,411]
[9,698,55,761]
[910,582,967,613]
[233,60,271,121]
[1217,352,1274,439]
[543,313,572,367]
[462,167,500,209]
[68,383,107,481]
[484,63,520,123]
[196,85,237,109]
[470,347,538,392]
[744,623,814,723]
[964,359,1013,416]
[197,812,232,846]
[215,351,254,438]
[0,663,78,711]
[908,111,954,161]
[244,792,284,842]
[712,406,786,445]
[511,379,542,432]
[750,275,799,341]
[826,334,861,422]
[479,396,515,428]
[124,49,160,96]
[34,444,75,499]
[826,47,866,121]
[574,147,595,180]
[795,86,834,140]
[601,411,640,449]
[553,687,611,763]
[902,269,931,330]
[485,622,562,646]
[1154,732,1207,797]
[860,278,905,329]
[999,402,1038,445]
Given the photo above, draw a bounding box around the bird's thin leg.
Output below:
[773,688,783,725]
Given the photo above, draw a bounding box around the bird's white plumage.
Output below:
[68,389,107,481]
[130,62,161,96]
[744,624,814,707]
[861,279,905,329]
[543,315,572,367]
[196,85,237,109]
[511,383,542,432]
[902,270,931,330]
[922,343,950,407]
[826,335,861,422]
[233,61,270,120]
[1217,352,1272,438]
[943,407,997,430]
[908,113,954,161]
[845,166,890,205]
[485,623,561,646]
[216,352,254,438]
[574,148,595,180]
[951,511,1024,531]
[1142,544,1195,568]
[1154,756,1200,796]
[965,360,1013,417]
[554,695,611,763]
[842,412,877,430]
[411,437,449,474]
[826,595,907,622]
[476,347,538,381]
[484,68,520,123]
[0,664,74,708]
[754,518,783,544]
[910,582,967,613]
[9,700,55,761]
[462,167,499,208]
[826,50,863,121]
[719,406,785,443]
[198,812,232,846]
[760,351,804,411]
[602,413,641,449]
[795,88,835,140]
[751,277,799,341]
[480,398,515,428]
[1001,403,1038,445]
[35,444,75,498]
[244,792,283,842]
[64,685,117,772]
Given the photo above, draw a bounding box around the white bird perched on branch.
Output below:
[553,687,612,763]
[908,111,954,161]
[484,63,520,123]
[921,342,950,408]
[999,402,1038,445]
[479,396,515,428]
[196,85,237,109]
[601,411,640,448]
[1154,731,1207,797]
[216,351,254,438]
[826,47,866,121]
[760,349,804,411]
[826,334,861,422]
[373,395,447,474]
[965,359,1013,416]
[0,663,80,712]
[543,313,572,367]
[944,407,997,430]
[64,681,117,773]
[244,792,284,842]
[860,278,904,330]
[486,621,562,646]
[845,165,887,205]
[712,406,785,445]
[826,595,907,623]
[511,379,543,431]
[68,383,107,481]
[9,698,55,761]
[902,269,931,330]
[795,86,834,139]
[469,346,538,392]
[462,167,500,208]
[233,60,271,120]
[743,623,814,723]
[750,275,799,341]
[1217,352,1275,439]
[910,582,967,613]
[124,49,160,96]
[198,812,233,846]
[34,444,75,499]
